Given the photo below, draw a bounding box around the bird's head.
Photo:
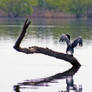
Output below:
[66,34,70,40]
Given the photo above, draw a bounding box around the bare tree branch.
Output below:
[13,18,81,67]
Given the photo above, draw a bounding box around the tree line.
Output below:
[0,0,92,18]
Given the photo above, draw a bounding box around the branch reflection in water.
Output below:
[60,76,82,92]
[13,66,82,92]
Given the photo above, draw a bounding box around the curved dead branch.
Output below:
[13,18,81,66]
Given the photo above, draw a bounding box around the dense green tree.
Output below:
[46,0,92,18]
[66,0,86,18]
[0,0,38,17]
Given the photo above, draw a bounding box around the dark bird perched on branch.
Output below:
[59,34,83,55]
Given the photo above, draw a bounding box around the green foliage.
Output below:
[46,0,66,10]
[65,0,86,17]
[0,0,38,17]
[46,0,92,17]
[0,0,92,17]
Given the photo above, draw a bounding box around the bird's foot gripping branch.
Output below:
[13,18,81,67]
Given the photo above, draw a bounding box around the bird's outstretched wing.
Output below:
[59,34,70,46]
[71,36,83,48]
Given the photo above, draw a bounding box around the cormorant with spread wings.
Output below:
[59,34,83,55]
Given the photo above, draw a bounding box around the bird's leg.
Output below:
[66,50,68,54]
[70,53,73,56]
[66,49,73,56]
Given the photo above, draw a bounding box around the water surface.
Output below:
[0,18,92,92]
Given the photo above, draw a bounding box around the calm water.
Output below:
[0,18,92,92]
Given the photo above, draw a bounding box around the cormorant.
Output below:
[59,34,83,55]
